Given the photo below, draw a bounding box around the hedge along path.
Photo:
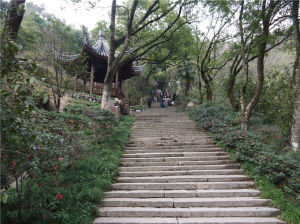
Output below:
[93,103,284,224]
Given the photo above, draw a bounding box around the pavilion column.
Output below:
[115,71,119,96]
[115,71,119,89]
[120,80,124,97]
[89,64,94,95]
[74,73,78,92]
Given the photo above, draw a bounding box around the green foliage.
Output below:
[189,104,300,198]
[1,98,134,224]
[189,104,300,223]
[257,66,294,136]
[0,0,9,21]
[242,163,300,224]
[18,3,83,56]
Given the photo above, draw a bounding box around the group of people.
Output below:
[147,88,176,108]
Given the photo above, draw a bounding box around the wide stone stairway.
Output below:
[94,104,284,224]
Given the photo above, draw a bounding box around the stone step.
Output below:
[94,217,178,224]
[121,160,236,167]
[129,137,209,140]
[112,181,255,190]
[134,127,195,129]
[119,169,243,177]
[126,145,218,150]
[93,107,284,224]
[130,135,205,138]
[98,207,280,217]
[131,133,205,135]
[104,189,261,198]
[102,197,269,207]
[117,175,249,183]
[120,164,239,171]
[121,156,230,162]
[127,142,217,147]
[94,217,284,224]
[122,152,228,158]
[130,134,209,138]
[124,148,222,153]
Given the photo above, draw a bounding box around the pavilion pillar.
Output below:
[89,64,94,95]
[74,73,78,92]
[115,71,119,96]
[119,80,125,98]
[115,71,119,89]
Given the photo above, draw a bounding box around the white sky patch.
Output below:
[27,0,112,31]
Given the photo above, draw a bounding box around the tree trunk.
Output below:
[198,79,203,104]
[1,0,26,58]
[291,0,300,151]
[52,87,60,113]
[239,0,250,130]
[83,80,86,92]
[102,82,112,106]
[227,73,239,111]
[1,0,26,45]
[240,0,275,131]
[205,82,213,101]
[101,0,118,108]
[184,70,190,106]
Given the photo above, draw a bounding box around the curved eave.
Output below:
[52,49,80,62]
[132,65,144,74]
[82,44,109,61]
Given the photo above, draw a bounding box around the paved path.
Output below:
[94,104,284,224]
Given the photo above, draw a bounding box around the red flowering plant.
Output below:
[63,100,116,144]
[81,108,116,143]
[0,109,79,222]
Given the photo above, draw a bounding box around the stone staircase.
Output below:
[94,104,284,224]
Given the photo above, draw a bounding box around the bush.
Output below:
[189,105,300,197]
[189,105,300,224]
[1,99,134,224]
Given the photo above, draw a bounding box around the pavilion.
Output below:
[54,28,143,98]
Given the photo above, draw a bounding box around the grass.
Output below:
[54,115,135,224]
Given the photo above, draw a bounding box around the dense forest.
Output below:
[0,0,299,223]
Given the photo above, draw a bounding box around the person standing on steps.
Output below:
[156,88,161,102]
[147,95,152,108]
[172,92,176,102]
[150,90,155,102]
[160,91,166,108]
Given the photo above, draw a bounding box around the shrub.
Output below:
[1,98,134,224]
[189,106,300,197]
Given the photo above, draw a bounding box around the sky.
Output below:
[27,0,113,31]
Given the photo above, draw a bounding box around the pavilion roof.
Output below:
[53,28,144,76]
[53,29,116,61]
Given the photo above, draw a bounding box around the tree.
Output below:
[0,0,9,21]
[43,20,80,112]
[195,19,232,101]
[239,0,289,130]
[1,0,26,58]
[290,0,300,151]
[101,0,196,108]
